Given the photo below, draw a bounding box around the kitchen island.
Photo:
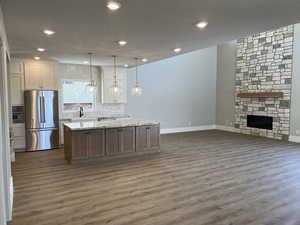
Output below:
[64,119,160,163]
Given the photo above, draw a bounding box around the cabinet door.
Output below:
[24,61,43,89]
[72,131,88,160]
[150,125,160,149]
[88,129,105,157]
[136,126,149,151]
[136,125,160,152]
[106,127,135,155]
[24,61,57,90]
[10,61,24,74]
[10,74,24,105]
[105,128,122,156]
[122,127,135,153]
[41,62,57,90]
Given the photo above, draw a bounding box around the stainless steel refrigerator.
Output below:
[24,90,59,151]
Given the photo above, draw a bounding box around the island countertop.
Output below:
[64,119,160,131]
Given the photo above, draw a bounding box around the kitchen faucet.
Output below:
[79,106,84,118]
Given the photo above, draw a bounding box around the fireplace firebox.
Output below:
[247,115,273,130]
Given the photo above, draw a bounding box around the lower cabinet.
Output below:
[64,125,159,163]
[71,131,89,160]
[136,125,160,152]
[88,130,106,157]
[66,129,105,161]
[106,127,135,156]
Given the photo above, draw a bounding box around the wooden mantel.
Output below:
[237,92,284,98]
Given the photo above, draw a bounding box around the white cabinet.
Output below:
[10,60,25,105]
[24,61,58,90]
[10,74,24,105]
[101,67,127,104]
[12,124,26,150]
[10,60,24,74]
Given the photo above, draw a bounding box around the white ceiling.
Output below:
[2,0,300,66]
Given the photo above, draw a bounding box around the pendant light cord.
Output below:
[135,57,139,85]
[113,55,117,86]
[88,53,93,83]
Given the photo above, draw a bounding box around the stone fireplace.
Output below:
[235,25,294,140]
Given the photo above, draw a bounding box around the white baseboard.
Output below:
[289,135,300,143]
[215,125,240,133]
[160,125,216,134]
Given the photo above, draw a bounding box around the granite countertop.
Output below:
[60,114,130,122]
[64,119,160,131]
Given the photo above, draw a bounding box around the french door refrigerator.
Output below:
[25,90,59,151]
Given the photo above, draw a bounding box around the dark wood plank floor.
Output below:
[9,130,300,225]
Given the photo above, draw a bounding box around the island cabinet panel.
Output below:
[64,127,106,162]
[136,125,160,152]
[88,130,105,157]
[72,131,89,160]
[105,128,122,156]
[106,127,135,156]
[122,127,136,153]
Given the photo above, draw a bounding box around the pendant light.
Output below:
[132,57,142,96]
[110,55,121,96]
[86,53,96,93]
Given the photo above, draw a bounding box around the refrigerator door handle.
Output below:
[42,96,46,123]
[39,96,44,123]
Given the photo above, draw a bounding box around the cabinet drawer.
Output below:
[14,137,26,149]
[12,126,25,137]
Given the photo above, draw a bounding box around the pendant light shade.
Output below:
[110,55,121,97]
[131,57,142,96]
[86,53,96,93]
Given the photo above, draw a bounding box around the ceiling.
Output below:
[2,0,300,67]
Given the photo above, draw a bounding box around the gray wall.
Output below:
[216,42,236,126]
[290,23,300,136]
[126,47,217,129]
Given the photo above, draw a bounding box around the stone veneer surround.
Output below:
[235,25,294,140]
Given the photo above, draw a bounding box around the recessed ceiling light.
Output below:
[173,48,182,53]
[37,48,45,52]
[118,40,127,46]
[196,21,208,29]
[142,58,148,62]
[83,61,89,64]
[34,56,40,60]
[124,64,129,68]
[43,29,55,36]
[107,1,121,11]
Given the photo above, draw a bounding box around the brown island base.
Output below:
[63,119,160,163]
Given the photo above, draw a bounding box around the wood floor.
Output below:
[9,130,300,225]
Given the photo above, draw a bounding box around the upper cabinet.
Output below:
[9,59,58,106]
[9,60,25,105]
[101,66,127,104]
[10,60,24,74]
[24,60,58,90]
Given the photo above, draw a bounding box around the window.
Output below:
[62,80,96,111]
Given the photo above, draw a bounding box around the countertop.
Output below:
[60,114,130,122]
[64,119,160,131]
